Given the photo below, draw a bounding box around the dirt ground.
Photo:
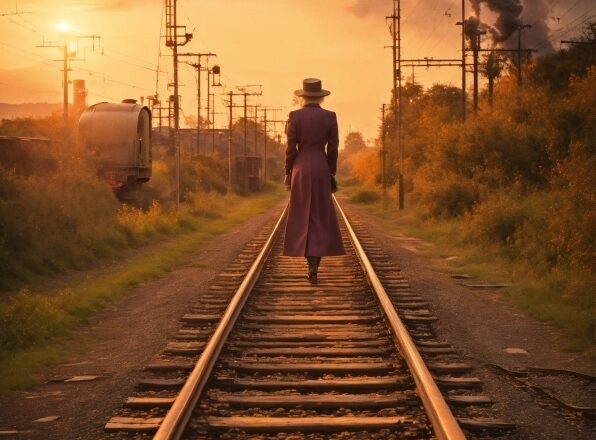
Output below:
[340,199,595,440]
[0,199,287,440]
[0,197,594,440]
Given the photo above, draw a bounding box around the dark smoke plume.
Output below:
[469,0,553,53]
[520,0,554,53]
[465,16,488,50]
[470,0,524,43]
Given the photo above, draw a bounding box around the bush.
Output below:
[350,189,381,204]
[0,159,122,288]
[466,193,528,247]
[413,170,479,218]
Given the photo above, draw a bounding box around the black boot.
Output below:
[306,256,318,285]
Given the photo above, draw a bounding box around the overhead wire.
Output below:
[534,5,596,49]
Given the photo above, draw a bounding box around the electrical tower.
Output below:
[207,65,222,154]
[226,91,248,191]
[460,1,466,121]
[380,104,389,197]
[180,52,216,156]
[387,0,404,209]
[260,107,284,183]
[236,85,263,156]
[37,35,100,145]
[165,0,192,209]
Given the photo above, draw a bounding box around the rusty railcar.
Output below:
[78,100,152,200]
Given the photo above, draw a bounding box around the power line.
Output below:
[559,0,585,22]
[535,7,596,49]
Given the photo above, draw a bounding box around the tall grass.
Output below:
[0,186,285,389]
[0,151,239,291]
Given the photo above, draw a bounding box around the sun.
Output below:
[56,21,71,33]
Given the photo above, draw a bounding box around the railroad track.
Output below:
[105,198,515,439]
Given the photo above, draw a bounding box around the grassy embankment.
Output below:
[344,183,594,354]
[339,53,594,353]
[0,151,285,389]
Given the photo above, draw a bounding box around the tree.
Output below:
[482,51,506,106]
[343,131,367,156]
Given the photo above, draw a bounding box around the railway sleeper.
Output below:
[213,375,413,391]
[207,391,419,409]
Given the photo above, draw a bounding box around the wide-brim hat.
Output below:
[294,78,330,97]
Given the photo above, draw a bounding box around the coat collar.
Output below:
[304,103,321,108]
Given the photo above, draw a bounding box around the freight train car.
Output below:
[78,99,152,201]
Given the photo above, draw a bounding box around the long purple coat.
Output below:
[282,103,345,257]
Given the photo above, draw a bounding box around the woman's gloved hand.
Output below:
[284,174,291,191]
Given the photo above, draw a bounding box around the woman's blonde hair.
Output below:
[301,96,324,107]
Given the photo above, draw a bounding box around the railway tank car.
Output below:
[78,99,152,201]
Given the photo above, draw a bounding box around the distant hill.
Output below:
[0,102,62,120]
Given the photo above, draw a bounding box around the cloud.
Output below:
[348,0,390,18]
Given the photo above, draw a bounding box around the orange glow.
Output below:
[0,1,589,140]
[56,21,71,33]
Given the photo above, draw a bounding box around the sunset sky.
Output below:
[0,0,593,141]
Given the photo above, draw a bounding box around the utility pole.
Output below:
[225,91,249,190]
[236,85,262,156]
[208,65,222,154]
[206,65,221,155]
[244,94,248,154]
[38,35,100,146]
[228,91,234,191]
[228,92,234,191]
[473,33,482,112]
[387,0,404,209]
[517,24,532,87]
[0,2,29,17]
[165,0,192,210]
[381,104,388,197]
[180,52,215,157]
[460,1,466,120]
[248,104,261,158]
[260,107,284,183]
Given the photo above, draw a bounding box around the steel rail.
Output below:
[334,197,466,440]
[153,205,288,440]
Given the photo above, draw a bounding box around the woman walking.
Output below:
[282,78,345,284]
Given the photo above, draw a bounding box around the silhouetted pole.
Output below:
[252,105,260,157]
[165,0,192,209]
[397,0,403,209]
[181,53,215,156]
[170,0,180,208]
[517,24,532,87]
[472,31,486,113]
[38,35,100,149]
[261,109,285,184]
[461,0,466,121]
[263,108,267,182]
[243,93,248,155]
[228,91,233,191]
[381,104,387,197]
[473,34,479,113]
[388,0,404,209]
[211,93,216,154]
